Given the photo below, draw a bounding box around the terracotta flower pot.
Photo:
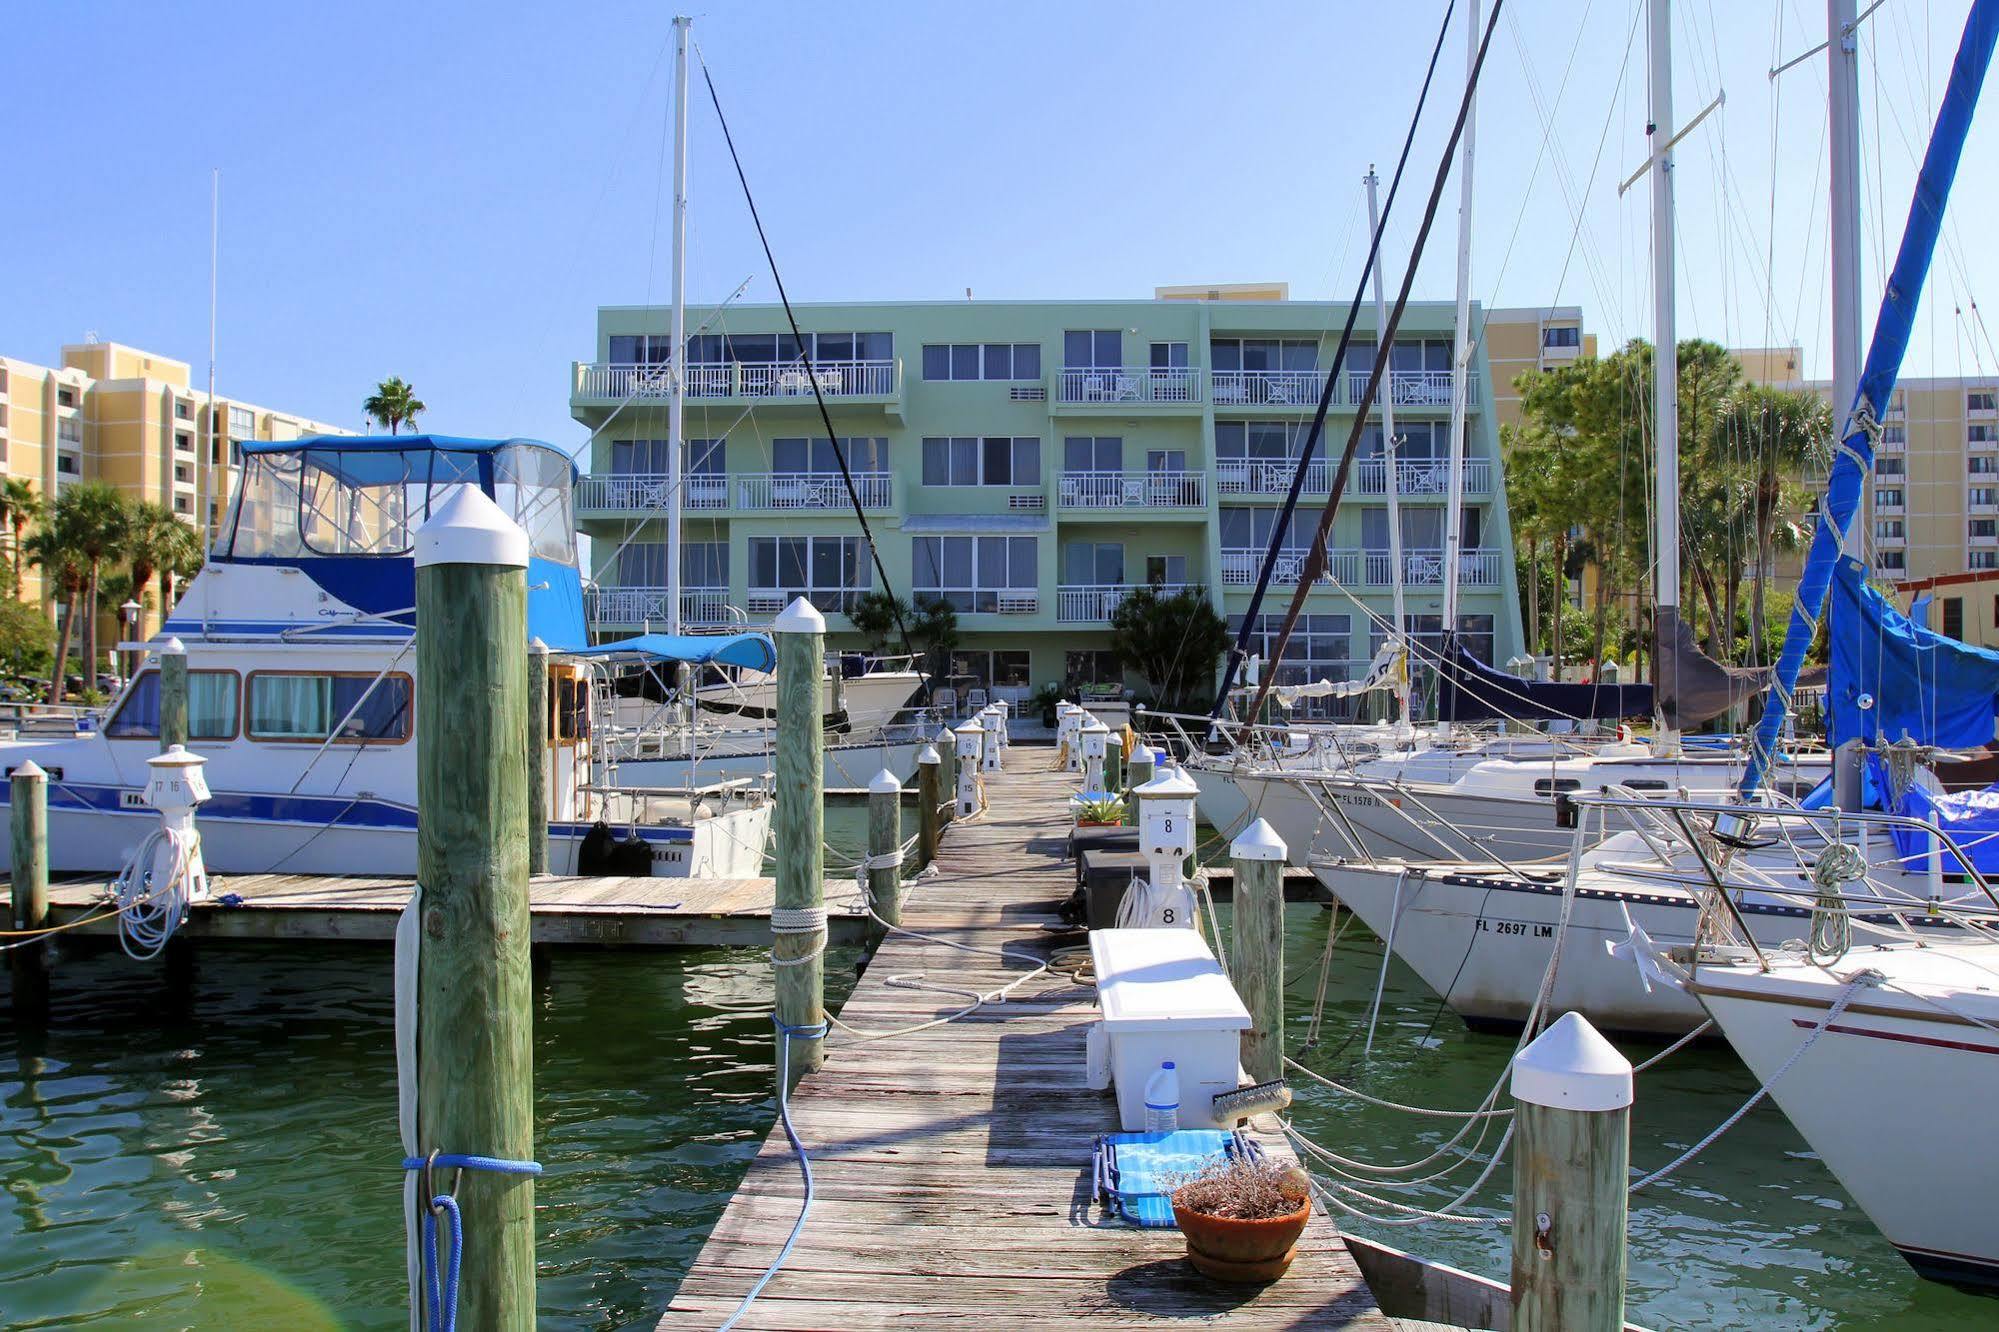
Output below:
[1171,1197,1312,1283]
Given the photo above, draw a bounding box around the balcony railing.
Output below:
[744,587,870,617]
[1347,368,1477,409]
[1217,458,1330,495]
[1220,547,1504,588]
[576,472,729,512]
[1055,582,1191,623]
[1209,370,1329,408]
[1353,458,1493,496]
[586,586,732,627]
[574,359,899,402]
[1057,367,1202,405]
[736,472,893,512]
[1057,470,1207,510]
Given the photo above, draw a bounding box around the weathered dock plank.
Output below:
[658,756,1388,1329]
[36,872,870,947]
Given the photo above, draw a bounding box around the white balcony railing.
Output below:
[576,472,729,512]
[1217,458,1330,495]
[1220,547,1504,588]
[1057,470,1207,509]
[1055,582,1192,623]
[1057,366,1202,405]
[1353,458,1494,496]
[586,586,732,626]
[1347,368,1477,409]
[1219,548,1353,587]
[574,359,899,401]
[1209,369,1330,408]
[735,472,893,511]
[744,587,871,616]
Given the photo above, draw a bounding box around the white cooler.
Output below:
[1089,928,1251,1131]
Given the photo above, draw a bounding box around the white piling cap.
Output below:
[1128,742,1155,765]
[917,745,941,765]
[870,768,902,795]
[146,742,209,772]
[1231,817,1287,862]
[1135,764,1199,799]
[1080,717,1110,733]
[773,596,826,634]
[933,726,955,744]
[1511,1011,1634,1111]
[12,759,46,780]
[529,635,549,654]
[415,485,530,569]
[163,636,187,656]
[955,716,984,733]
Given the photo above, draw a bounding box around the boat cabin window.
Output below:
[104,670,241,740]
[247,672,413,742]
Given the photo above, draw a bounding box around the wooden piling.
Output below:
[1104,733,1123,795]
[413,486,536,1329]
[916,745,942,868]
[1509,1011,1632,1332]
[773,598,826,1089]
[1125,743,1156,827]
[934,727,956,825]
[868,768,902,929]
[526,638,549,876]
[159,637,189,751]
[9,760,50,1010]
[1229,818,1287,1084]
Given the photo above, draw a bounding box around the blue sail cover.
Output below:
[574,632,777,673]
[1741,0,1999,799]
[1830,558,1999,749]
[1867,756,1999,875]
[1436,643,1653,724]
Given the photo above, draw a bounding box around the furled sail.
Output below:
[1436,642,1653,725]
[1267,643,1407,705]
[1660,616,1770,730]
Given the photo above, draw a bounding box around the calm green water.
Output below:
[0,804,1989,1329]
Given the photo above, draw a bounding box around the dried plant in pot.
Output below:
[1169,1156,1314,1283]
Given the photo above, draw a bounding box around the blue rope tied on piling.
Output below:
[401,1151,543,1332]
[715,1016,826,1332]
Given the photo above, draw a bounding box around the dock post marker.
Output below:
[868,767,902,931]
[526,638,549,877]
[934,727,956,825]
[9,760,49,1012]
[1124,743,1155,826]
[1509,1011,1632,1332]
[953,719,984,819]
[159,636,189,751]
[916,745,942,867]
[1229,818,1287,1083]
[413,486,536,1329]
[774,597,826,1089]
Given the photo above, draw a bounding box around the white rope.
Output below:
[113,824,202,962]
[770,906,827,933]
[1283,1055,1514,1119]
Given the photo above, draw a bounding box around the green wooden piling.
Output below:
[774,598,826,1089]
[916,745,942,868]
[526,638,549,876]
[159,638,189,751]
[1104,733,1123,796]
[413,488,535,1329]
[868,768,902,930]
[1125,744,1156,826]
[10,760,50,1010]
[1509,1012,1632,1332]
[1228,818,1287,1084]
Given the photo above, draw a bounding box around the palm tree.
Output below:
[156,521,206,611]
[122,502,186,627]
[56,482,131,692]
[1719,385,1834,661]
[0,478,42,599]
[363,377,428,435]
[25,514,84,703]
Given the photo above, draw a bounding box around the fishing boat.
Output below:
[0,434,772,879]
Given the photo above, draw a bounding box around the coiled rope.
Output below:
[398,1151,543,1332]
[113,824,203,961]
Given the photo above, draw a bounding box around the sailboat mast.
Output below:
[1649,0,1682,755]
[1828,0,1865,806]
[205,167,219,554]
[1439,0,1479,738]
[665,14,691,636]
[1366,167,1412,728]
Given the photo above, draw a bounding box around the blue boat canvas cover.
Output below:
[1828,557,1999,751]
[572,632,778,674]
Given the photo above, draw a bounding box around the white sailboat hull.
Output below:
[609,739,926,790]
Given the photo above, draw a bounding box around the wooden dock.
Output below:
[39,873,870,947]
[660,759,1389,1329]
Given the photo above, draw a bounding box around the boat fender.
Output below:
[577,821,653,876]
[1553,791,1579,830]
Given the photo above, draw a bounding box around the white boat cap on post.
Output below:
[870,768,902,795]
[163,636,186,656]
[773,596,825,635]
[415,484,530,569]
[1128,741,1155,766]
[1511,1011,1634,1111]
[1230,817,1287,862]
[916,745,941,765]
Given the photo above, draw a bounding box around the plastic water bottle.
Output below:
[1143,1061,1180,1133]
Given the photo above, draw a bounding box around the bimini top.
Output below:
[239,433,577,469]
[572,632,777,674]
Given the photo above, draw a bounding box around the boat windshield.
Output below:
[218,442,575,564]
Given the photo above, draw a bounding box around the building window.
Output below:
[950,649,1033,697]
[56,454,79,476]
[174,401,192,421]
[229,442,244,467]
[1971,425,1997,444]
[1971,519,1995,539]
[1061,541,1124,585]
[1210,338,1318,373]
[1145,555,1189,586]
[770,437,888,474]
[247,673,412,742]
[609,438,725,476]
[1542,325,1582,348]
[1876,519,1906,539]
[173,495,192,515]
[1972,552,1999,571]
[175,432,193,453]
[1874,456,1905,476]
[646,331,893,367]
[174,463,193,484]
[683,541,728,588]
[912,535,1036,612]
[1232,612,1355,717]
[1971,455,1999,474]
[1882,424,1907,444]
[1969,390,1996,413]
[57,387,75,407]
[57,419,81,445]
[748,535,870,611]
[1972,488,1999,507]
[1149,341,1189,369]
[1945,598,1966,639]
[1877,549,1907,571]
[1875,488,1904,507]
[920,343,1042,382]
[1062,436,1124,474]
[1064,650,1122,688]
[920,437,1040,486]
[1063,330,1122,369]
[105,669,240,740]
[228,405,255,437]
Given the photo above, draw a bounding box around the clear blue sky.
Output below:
[7,1,1995,455]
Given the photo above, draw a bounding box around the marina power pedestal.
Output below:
[1078,718,1111,793]
[980,705,1004,773]
[143,744,213,903]
[953,718,984,818]
[1124,763,1199,929]
[1056,703,1083,771]
[1089,927,1251,1131]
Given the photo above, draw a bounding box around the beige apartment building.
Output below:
[0,339,346,628]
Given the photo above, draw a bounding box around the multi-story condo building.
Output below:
[1739,344,1999,647]
[0,339,347,626]
[570,289,1587,708]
